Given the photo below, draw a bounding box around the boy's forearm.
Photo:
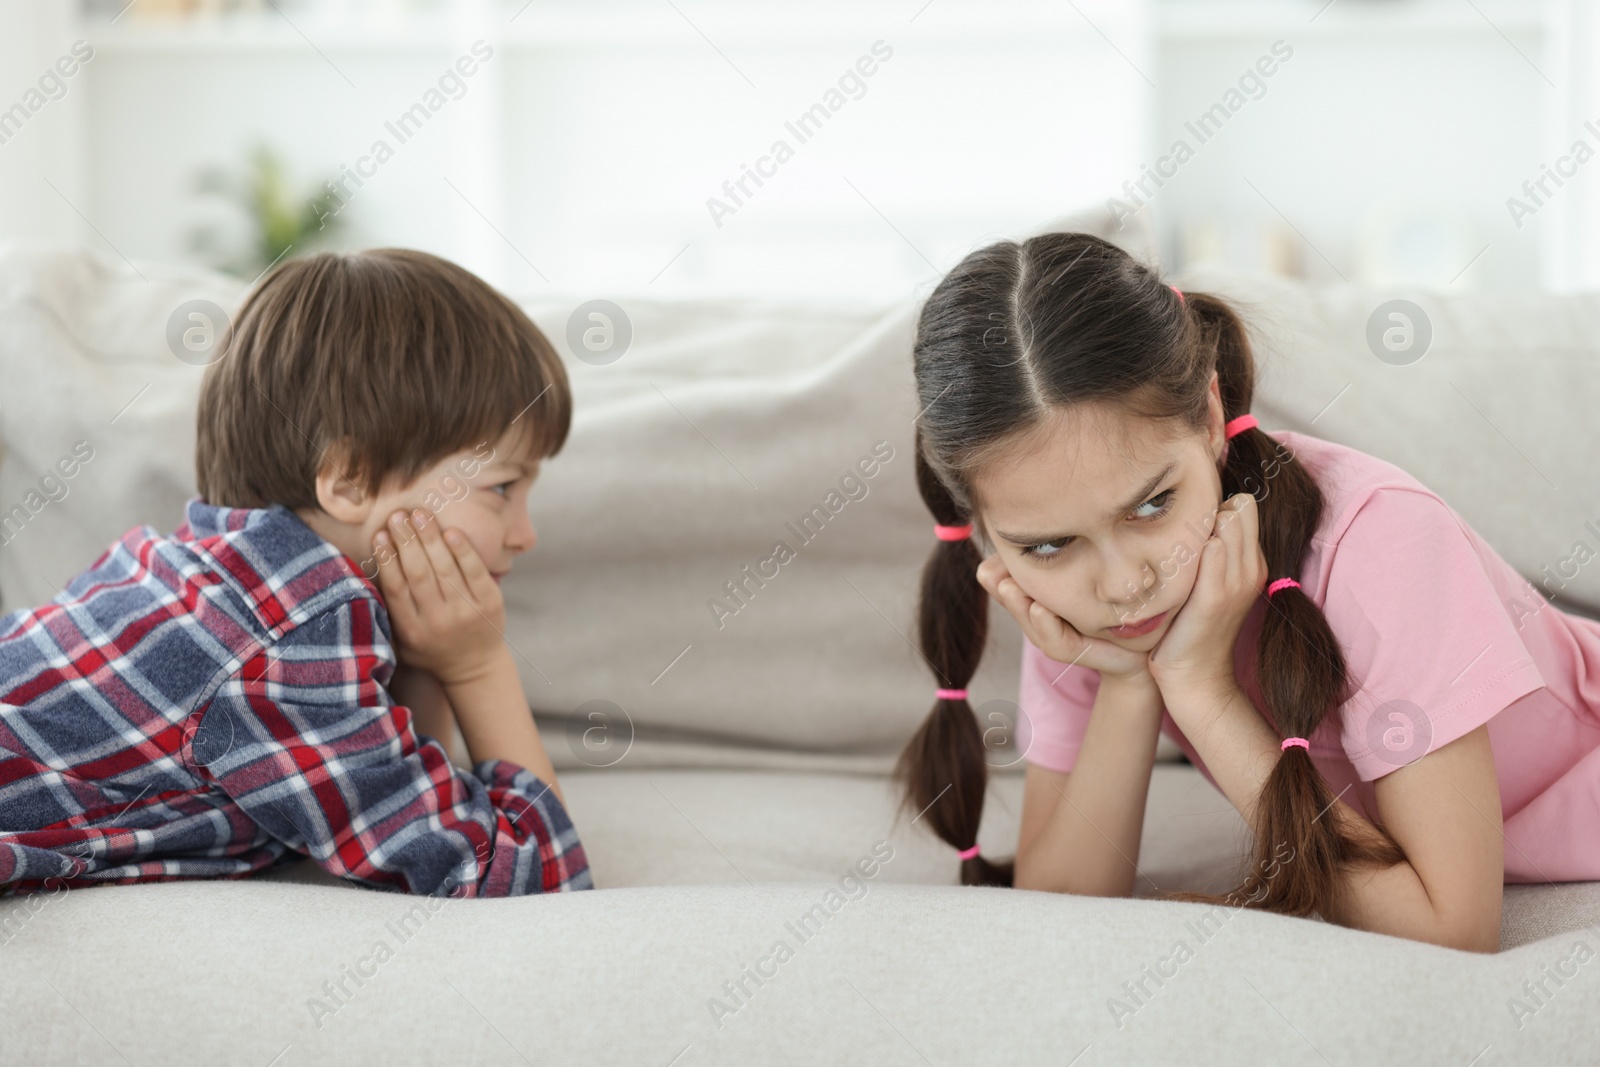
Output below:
[390,664,452,741]
[442,648,566,806]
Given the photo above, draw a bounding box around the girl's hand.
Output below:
[372,508,506,688]
[1146,492,1267,696]
[976,555,1153,684]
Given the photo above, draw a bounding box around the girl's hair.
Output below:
[893,232,1406,919]
[196,247,571,511]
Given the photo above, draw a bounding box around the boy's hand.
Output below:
[373,508,506,688]
[976,554,1153,684]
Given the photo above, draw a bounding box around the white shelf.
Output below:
[82,0,1552,52]
[84,2,1143,51]
[1156,0,1550,38]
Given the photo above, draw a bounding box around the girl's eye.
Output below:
[1017,489,1177,564]
[489,481,515,498]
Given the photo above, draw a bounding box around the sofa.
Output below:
[1,232,1598,1065]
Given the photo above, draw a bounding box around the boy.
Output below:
[0,248,590,898]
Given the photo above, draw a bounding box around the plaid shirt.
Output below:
[0,496,591,898]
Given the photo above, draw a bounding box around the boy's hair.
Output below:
[196,248,571,511]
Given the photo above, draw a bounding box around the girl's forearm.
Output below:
[1164,683,1474,948]
[1016,672,1166,897]
[1160,682,1277,835]
[442,647,566,807]
[1322,845,1493,950]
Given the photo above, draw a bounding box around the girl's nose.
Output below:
[1097,554,1157,606]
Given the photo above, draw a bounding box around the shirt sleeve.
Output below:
[1321,487,1546,782]
[187,595,592,897]
[1015,636,1103,773]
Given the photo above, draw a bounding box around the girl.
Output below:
[895,232,1599,953]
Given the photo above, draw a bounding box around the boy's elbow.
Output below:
[475,849,594,897]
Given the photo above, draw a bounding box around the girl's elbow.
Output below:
[1430,889,1503,954]
[1013,860,1045,893]
[1441,913,1502,954]
[1012,844,1052,892]
[1013,851,1131,898]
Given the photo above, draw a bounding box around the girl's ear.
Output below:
[1206,370,1227,465]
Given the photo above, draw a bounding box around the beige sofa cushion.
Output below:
[4,761,1596,1066]
[1179,263,1600,620]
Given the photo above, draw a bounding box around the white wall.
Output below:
[0,1,90,249]
[5,0,1151,303]
[1149,1,1573,293]
[0,0,1591,300]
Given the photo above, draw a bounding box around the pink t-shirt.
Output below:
[1015,429,1600,884]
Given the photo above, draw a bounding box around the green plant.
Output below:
[188,143,345,278]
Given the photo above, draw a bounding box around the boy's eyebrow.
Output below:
[481,456,539,475]
[994,459,1178,544]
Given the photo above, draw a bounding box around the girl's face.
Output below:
[970,374,1229,647]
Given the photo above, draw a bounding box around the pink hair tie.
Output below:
[1170,283,1184,304]
[1266,577,1300,598]
[957,845,981,860]
[1281,737,1309,752]
[934,523,973,541]
[1224,414,1258,439]
[935,688,968,701]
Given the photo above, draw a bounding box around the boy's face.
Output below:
[299,424,544,585]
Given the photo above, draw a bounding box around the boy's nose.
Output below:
[508,511,537,553]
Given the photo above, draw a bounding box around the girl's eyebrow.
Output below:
[994,459,1178,544]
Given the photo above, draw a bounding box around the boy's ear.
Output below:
[313,442,375,525]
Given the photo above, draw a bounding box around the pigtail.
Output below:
[891,431,1014,887]
[1155,292,1406,919]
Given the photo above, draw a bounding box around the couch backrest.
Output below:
[1,243,1595,768]
[1184,263,1600,626]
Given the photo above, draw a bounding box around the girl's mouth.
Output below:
[1107,610,1167,638]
